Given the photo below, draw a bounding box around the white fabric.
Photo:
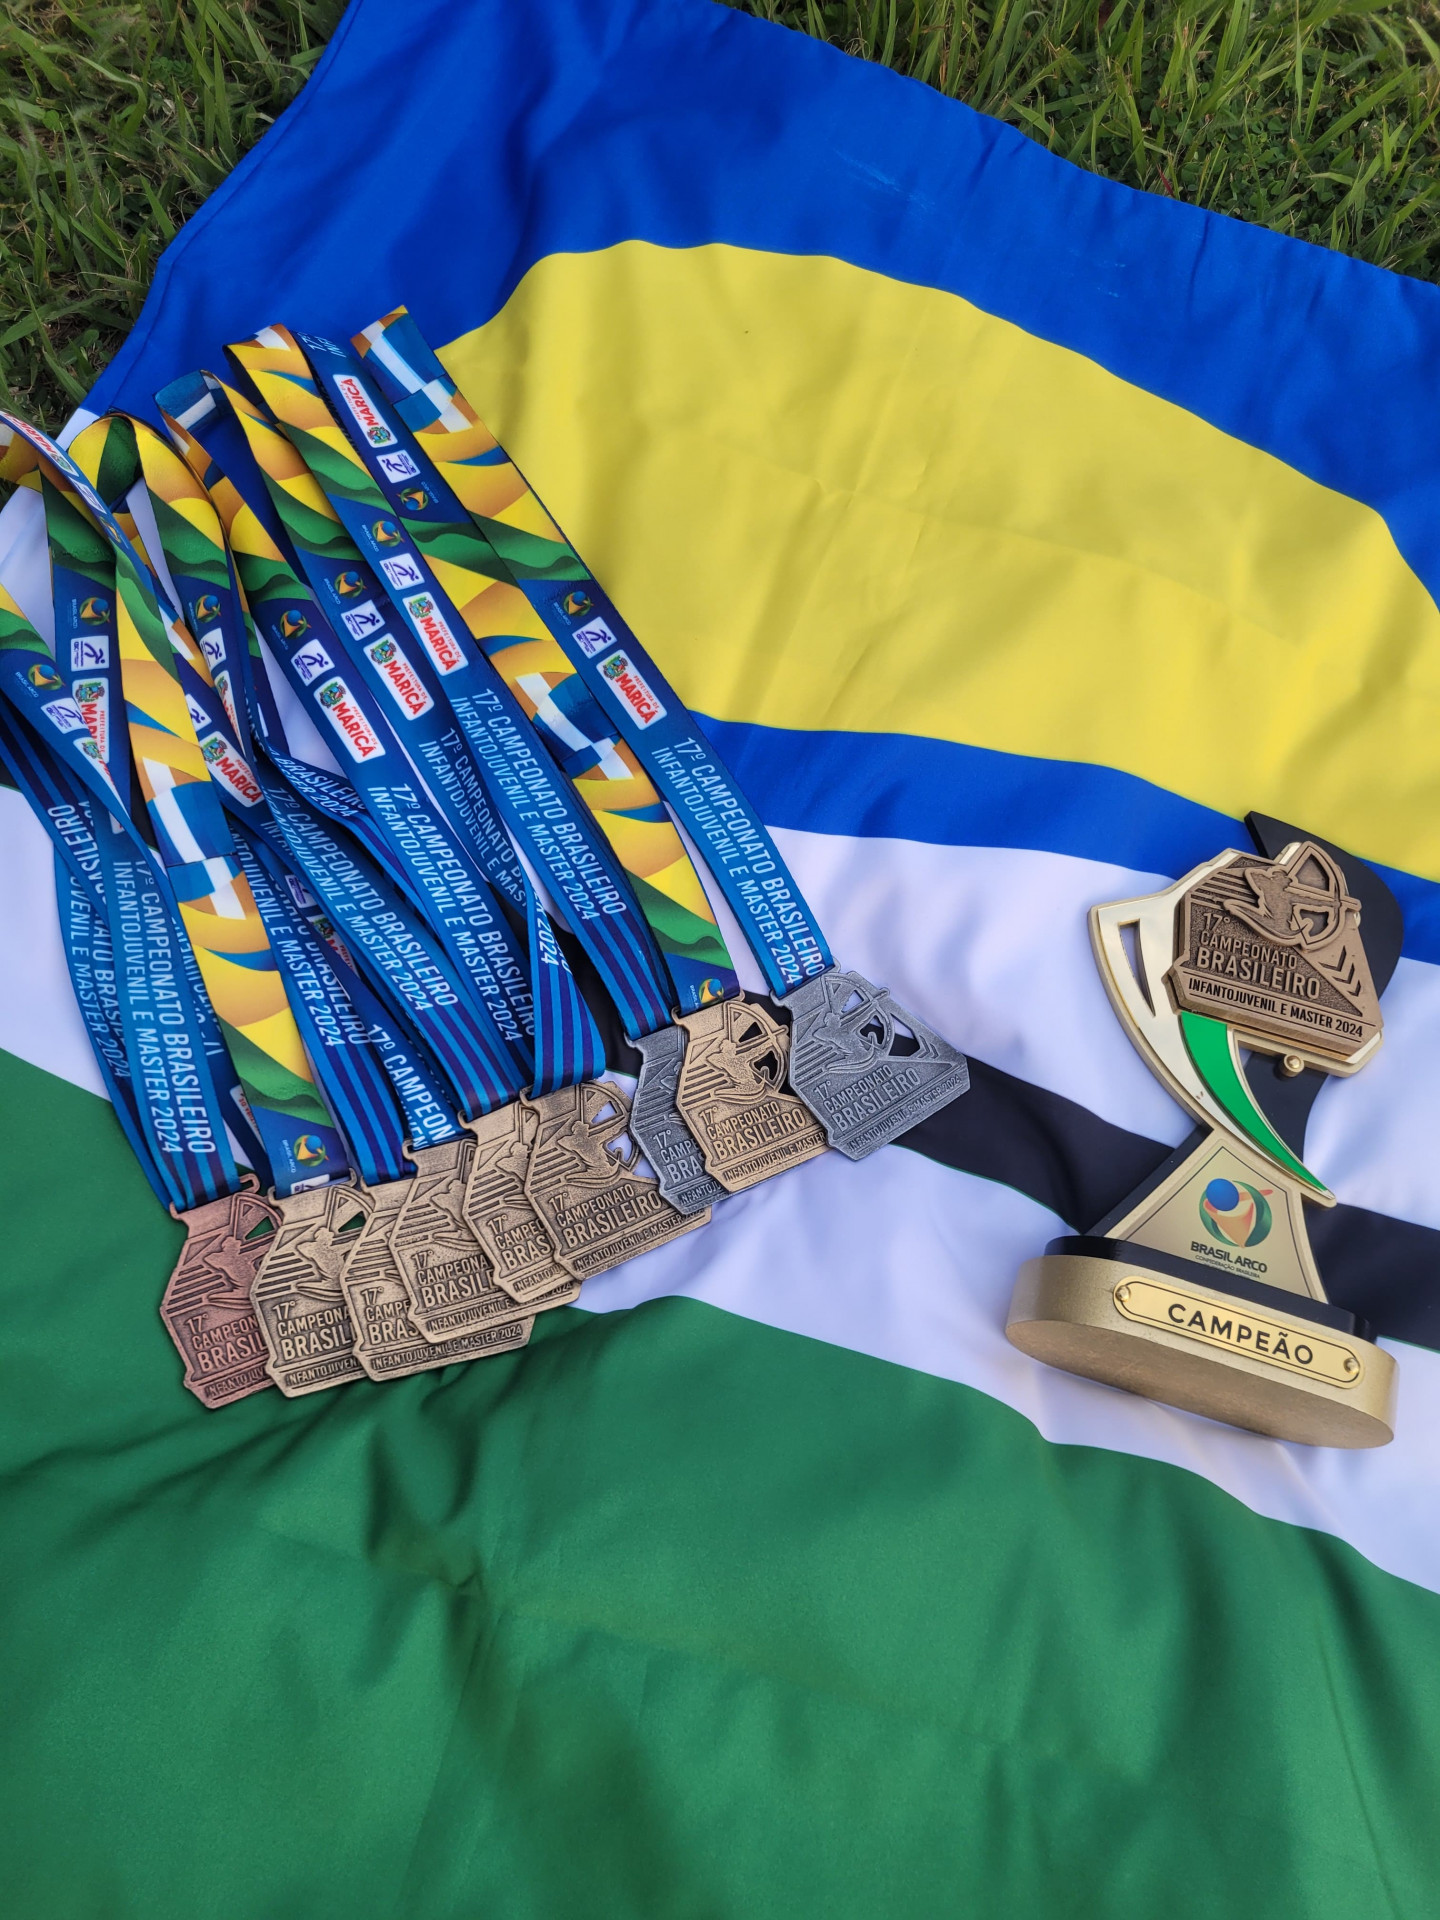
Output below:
[4,484,1439,1591]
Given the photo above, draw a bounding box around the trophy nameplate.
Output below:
[1006,834,1399,1448]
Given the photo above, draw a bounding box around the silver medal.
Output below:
[778,968,970,1159]
[631,1024,728,1215]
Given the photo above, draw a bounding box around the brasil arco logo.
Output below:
[1199,1177,1273,1249]
[294,1135,328,1168]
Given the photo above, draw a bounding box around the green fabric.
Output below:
[2,1043,1437,1918]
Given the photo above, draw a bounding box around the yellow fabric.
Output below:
[444,241,1440,881]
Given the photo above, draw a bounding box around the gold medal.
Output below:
[341,1179,533,1379]
[523,1081,707,1279]
[674,998,826,1192]
[463,1102,578,1303]
[390,1135,572,1342]
[250,1182,370,1398]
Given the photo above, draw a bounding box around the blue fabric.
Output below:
[90,0,1440,604]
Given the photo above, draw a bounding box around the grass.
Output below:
[3,0,1440,430]
[1,0,342,426]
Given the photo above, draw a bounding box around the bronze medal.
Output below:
[523,1080,708,1279]
[674,998,827,1192]
[461,1102,577,1303]
[161,1187,282,1408]
[250,1182,370,1398]
[341,1180,534,1380]
[390,1135,564,1343]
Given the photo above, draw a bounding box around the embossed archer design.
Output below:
[180,1228,267,1307]
[1231,844,1358,955]
[291,1223,351,1292]
[471,1123,533,1192]
[676,997,827,1192]
[548,1089,639,1189]
[686,1003,788,1114]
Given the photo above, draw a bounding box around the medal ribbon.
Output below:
[312,324,740,1017]
[355,311,834,999]
[155,376,538,1096]
[224,328,678,1048]
[83,413,480,1150]
[156,371,604,1100]
[0,687,180,1202]
[0,575,243,1207]
[1,413,353,1198]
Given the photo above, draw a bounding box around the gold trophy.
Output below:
[1006,822,1400,1448]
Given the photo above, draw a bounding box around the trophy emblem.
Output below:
[1006,820,1401,1448]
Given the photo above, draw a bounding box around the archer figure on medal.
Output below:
[1006,819,1401,1448]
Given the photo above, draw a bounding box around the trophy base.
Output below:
[1006,1238,1396,1448]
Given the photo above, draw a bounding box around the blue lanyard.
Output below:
[53,855,174,1201]
[230,822,413,1189]
[83,412,492,1161]
[11,410,360,1200]
[261,851,463,1155]
[0,613,248,1208]
[157,370,607,1101]
[354,319,832,999]
[230,329,677,1048]
[155,374,538,1090]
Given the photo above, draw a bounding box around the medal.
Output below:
[389,1137,560,1342]
[462,1102,580,1302]
[674,999,826,1192]
[779,968,970,1159]
[341,1179,534,1379]
[523,1081,707,1279]
[630,1025,728,1214]
[1006,831,1399,1448]
[161,1187,281,1407]
[250,1182,371,1397]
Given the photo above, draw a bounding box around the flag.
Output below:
[3,0,1440,1912]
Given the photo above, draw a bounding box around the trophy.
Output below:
[1006,817,1402,1448]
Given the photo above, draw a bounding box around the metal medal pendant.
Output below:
[631,1024,727,1215]
[674,998,827,1192]
[341,1181,533,1380]
[779,968,970,1159]
[523,1080,708,1279]
[161,1187,283,1408]
[463,1104,582,1305]
[390,1137,543,1345]
[250,1182,371,1398]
